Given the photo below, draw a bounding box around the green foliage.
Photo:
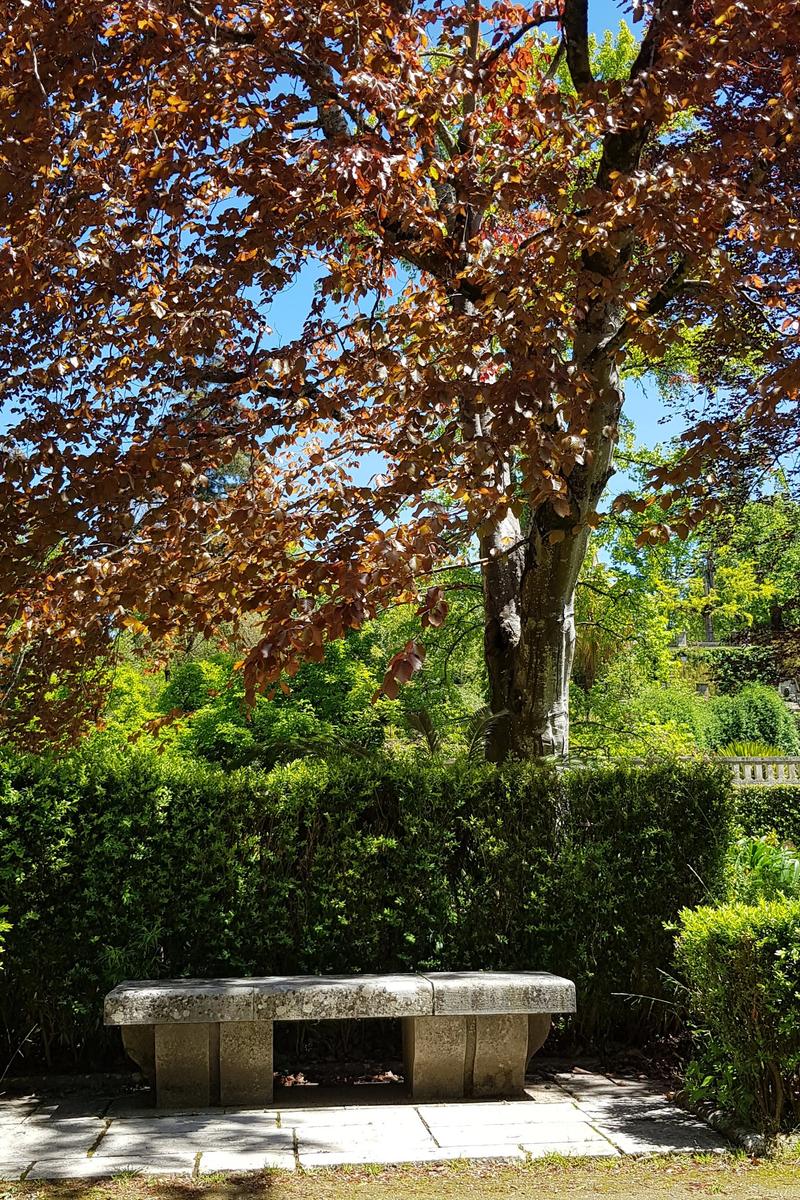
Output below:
[572,671,716,760]
[736,786,800,846]
[0,748,731,1068]
[556,22,638,94]
[720,495,800,635]
[0,907,9,965]
[727,835,800,904]
[99,662,162,738]
[704,645,780,693]
[158,659,229,715]
[707,685,800,754]
[718,740,784,758]
[676,900,800,1130]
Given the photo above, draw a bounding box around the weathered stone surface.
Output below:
[219,1021,273,1106]
[199,1146,295,1172]
[106,971,575,1028]
[0,1161,36,1180]
[155,1024,212,1108]
[423,972,576,1016]
[526,1013,552,1060]
[469,1014,529,1097]
[106,980,254,1026]
[105,971,576,1111]
[291,1110,443,1168]
[253,974,434,1021]
[402,1015,467,1100]
[25,1159,124,1180]
[5,1118,106,1162]
[523,1139,620,1158]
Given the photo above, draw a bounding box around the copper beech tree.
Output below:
[0,0,799,757]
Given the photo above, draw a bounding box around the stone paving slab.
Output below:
[417,1099,581,1126]
[522,1139,620,1158]
[288,1103,420,1127]
[3,1117,106,1162]
[0,1071,729,1179]
[98,1115,290,1160]
[0,1161,33,1180]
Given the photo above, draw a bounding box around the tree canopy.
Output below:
[1,0,799,749]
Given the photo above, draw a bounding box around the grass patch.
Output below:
[4,1151,800,1200]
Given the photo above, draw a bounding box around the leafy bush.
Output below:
[718,740,784,758]
[158,659,229,715]
[736,786,800,846]
[572,674,717,759]
[727,835,800,904]
[0,746,732,1069]
[704,645,780,693]
[677,900,800,1131]
[707,685,800,755]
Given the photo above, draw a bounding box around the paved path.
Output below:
[0,1072,728,1179]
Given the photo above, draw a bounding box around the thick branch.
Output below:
[562,0,592,91]
[596,0,693,188]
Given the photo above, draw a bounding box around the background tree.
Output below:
[1,0,799,758]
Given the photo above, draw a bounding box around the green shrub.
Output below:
[707,685,800,755]
[159,659,229,715]
[676,900,800,1131]
[0,746,732,1068]
[718,740,784,758]
[704,645,780,694]
[727,835,800,904]
[736,786,800,845]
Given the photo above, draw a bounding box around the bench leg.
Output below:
[527,1013,552,1060]
[469,1014,529,1097]
[402,1015,467,1100]
[219,1020,274,1106]
[121,1025,155,1086]
[155,1023,214,1108]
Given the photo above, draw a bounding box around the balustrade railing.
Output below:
[720,756,800,786]
[560,756,800,785]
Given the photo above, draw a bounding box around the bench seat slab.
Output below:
[253,974,433,1021]
[106,980,255,1026]
[108,972,572,1108]
[423,971,576,1016]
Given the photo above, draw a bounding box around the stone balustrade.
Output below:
[722,756,800,785]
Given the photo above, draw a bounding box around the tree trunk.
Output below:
[702,550,716,644]
[482,355,622,762]
[482,516,588,761]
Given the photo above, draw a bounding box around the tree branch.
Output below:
[595,0,693,188]
[478,16,558,75]
[562,0,592,91]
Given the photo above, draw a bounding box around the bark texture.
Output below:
[481,386,620,761]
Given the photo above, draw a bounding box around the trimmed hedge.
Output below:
[0,743,733,1068]
[736,786,800,846]
[677,900,800,1131]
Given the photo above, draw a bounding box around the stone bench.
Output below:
[104,971,576,1108]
